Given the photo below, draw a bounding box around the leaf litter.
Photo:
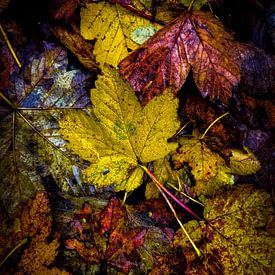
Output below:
[0,0,274,274]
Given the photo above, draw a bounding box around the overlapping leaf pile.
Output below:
[63,197,184,273]
[0,0,274,274]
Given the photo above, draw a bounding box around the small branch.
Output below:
[0,23,22,68]
[188,0,196,12]
[200,112,229,140]
[0,238,28,268]
[155,182,201,258]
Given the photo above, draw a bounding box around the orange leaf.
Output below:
[119,11,240,104]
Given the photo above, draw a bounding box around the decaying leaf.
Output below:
[80,2,161,67]
[60,67,179,191]
[119,10,240,104]
[50,25,99,72]
[0,43,92,211]
[172,138,234,196]
[174,184,275,274]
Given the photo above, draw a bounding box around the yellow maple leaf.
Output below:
[80,2,161,67]
[60,67,179,191]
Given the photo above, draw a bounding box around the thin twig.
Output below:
[0,23,22,68]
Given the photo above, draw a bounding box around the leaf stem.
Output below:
[188,0,196,12]
[0,23,22,68]
[154,179,201,257]
[200,112,229,140]
[108,0,166,25]
[0,237,28,268]
[140,165,201,220]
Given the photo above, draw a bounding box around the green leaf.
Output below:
[60,67,180,191]
[174,184,275,274]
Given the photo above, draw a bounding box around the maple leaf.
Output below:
[174,184,275,274]
[60,67,179,191]
[80,2,161,67]
[119,10,240,104]
[172,138,234,196]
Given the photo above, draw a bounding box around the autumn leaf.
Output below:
[119,10,240,104]
[65,198,146,273]
[80,2,161,67]
[172,138,234,196]
[229,146,261,175]
[60,67,179,191]
[174,184,275,274]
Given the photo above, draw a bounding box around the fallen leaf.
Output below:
[119,10,240,104]
[174,184,275,274]
[65,198,146,273]
[233,42,275,97]
[229,147,261,175]
[0,43,92,212]
[49,0,80,21]
[60,67,179,191]
[50,25,99,72]
[180,0,208,10]
[80,2,161,67]
[172,138,234,196]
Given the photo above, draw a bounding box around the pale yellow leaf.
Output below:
[230,147,261,175]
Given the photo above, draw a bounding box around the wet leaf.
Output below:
[174,184,275,274]
[60,67,179,191]
[119,10,240,104]
[80,2,161,67]
[180,0,208,10]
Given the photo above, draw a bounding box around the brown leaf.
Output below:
[50,25,99,72]
[16,238,68,275]
[20,192,52,242]
[233,42,275,98]
[49,0,80,21]
[119,10,240,104]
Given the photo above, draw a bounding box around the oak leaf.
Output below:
[119,10,240,104]
[80,2,161,67]
[60,67,179,191]
[174,184,275,274]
